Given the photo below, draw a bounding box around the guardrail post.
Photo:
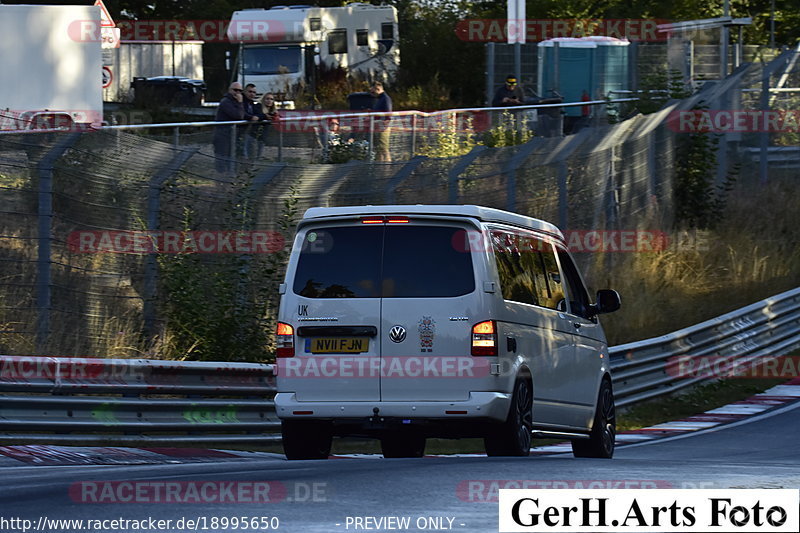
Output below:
[36,133,80,353]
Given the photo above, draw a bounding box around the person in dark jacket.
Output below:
[241,83,266,159]
[492,75,525,107]
[213,82,245,172]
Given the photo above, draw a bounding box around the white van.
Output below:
[274,205,620,460]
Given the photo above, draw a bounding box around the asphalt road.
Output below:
[1,401,798,533]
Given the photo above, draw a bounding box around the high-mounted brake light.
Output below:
[276,322,295,358]
[471,320,497,356]
[360,216,411,224]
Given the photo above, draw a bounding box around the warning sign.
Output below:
[94,0,115,28]
[95,0,120,48]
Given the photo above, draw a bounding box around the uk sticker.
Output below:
[419,316,436,352]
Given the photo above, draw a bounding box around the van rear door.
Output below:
[282,223,383,401]
[378,222,484,401]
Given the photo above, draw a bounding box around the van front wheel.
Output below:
[281,420,332,460]
[484,377,533,456]
[572,379,615,458]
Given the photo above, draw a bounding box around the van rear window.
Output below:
[293,225,475,298]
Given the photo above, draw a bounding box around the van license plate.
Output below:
[306,337,368,353]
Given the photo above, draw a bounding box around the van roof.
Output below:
[301,205,565,241]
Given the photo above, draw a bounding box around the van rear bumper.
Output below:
[274,391,511,422]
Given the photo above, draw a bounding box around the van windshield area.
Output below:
[242,46,301,75]
[292,225,475,298]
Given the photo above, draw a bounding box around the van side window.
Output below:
[556,249,592,318]
[491,230,563,310]
[492,231,536,305]
[328,29,348,54]
[539,243,565,310]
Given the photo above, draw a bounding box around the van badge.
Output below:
[418,316,436,352]
[389,326,406,343]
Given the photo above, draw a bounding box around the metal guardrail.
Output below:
[610,286,800,407]
[1,287,799,444]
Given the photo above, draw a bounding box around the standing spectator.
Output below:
[492,75,525,107]
[241,83,264,159]
[213,82,245,173]
[581,89,592,117]
[369,81,392,162]
[255,93,280,158]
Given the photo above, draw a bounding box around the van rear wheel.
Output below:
[572,379,615,458]
[380,432,426,458]
[281,420,332,460]
[484,377,533,456]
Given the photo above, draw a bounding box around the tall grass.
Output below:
[598,175,800,345]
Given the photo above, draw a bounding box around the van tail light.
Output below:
[276,322,295,358]
[471,320,497,356]
[386,217,409,223]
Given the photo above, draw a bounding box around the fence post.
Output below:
[411,114,417,157]
[173,126,180,149]
[448,146,487,204]
[143,148,198,340]
[486,42,495,106]
[759,65,770,185]
[230,124,237,173]
[36,133,80,353]
[278,125,283,162]
[558,161,568,229]
[369,115,375,160]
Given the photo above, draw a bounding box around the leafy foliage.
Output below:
[157,173,299,362]
[673,107,737,229]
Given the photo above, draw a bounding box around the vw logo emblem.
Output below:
[389,325,406,343]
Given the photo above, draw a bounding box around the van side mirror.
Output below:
[589,289,621,316]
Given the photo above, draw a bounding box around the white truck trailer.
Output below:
[0,4,103,130]
[226,4,399,102]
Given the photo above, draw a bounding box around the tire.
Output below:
[380,432,426,458]
[281,420,332,460]
[484,377,533,457]
[572,378,615,459]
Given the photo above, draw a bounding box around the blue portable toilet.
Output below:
[538,37,630,117]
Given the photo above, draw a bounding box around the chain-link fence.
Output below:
[1,48,796,359]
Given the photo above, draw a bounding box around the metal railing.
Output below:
[0,98,638,162]
[1,287,799,445]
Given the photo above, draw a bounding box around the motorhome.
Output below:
[0,4,102,130]
[226,4,399,103]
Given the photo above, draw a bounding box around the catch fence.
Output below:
[0,48,796,358]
